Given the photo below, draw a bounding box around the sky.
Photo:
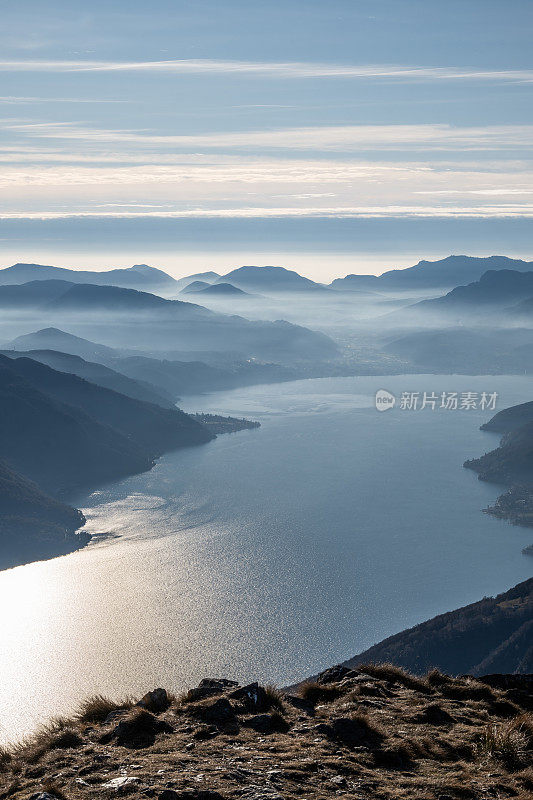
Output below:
[0,0,532,281]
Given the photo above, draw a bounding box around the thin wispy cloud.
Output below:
[1,205,533,220]
[1,59,533,84]
[6,121,533,152]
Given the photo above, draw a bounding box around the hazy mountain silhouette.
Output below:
[384,327,533,374]
[0,282,337,362]
[0,262,179,292]
[181,280,211,293]
[219,265,326,293]
[0,459,88,571]
[419,270,533,311]
[3,327,118,361]
[174,271,220,290]
[331,255,533,292]
[0,354,212,495]
[189,282,250,296]
[0,349,175,408]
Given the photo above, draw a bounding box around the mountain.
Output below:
[344,577,533,676]
[0,353,213,496]
[0,349,175,408]
[181,280,211,293]
[174,271,220,290]
[384,328,533,374]
[190,282,250,296]
[0,460,88,571]
[331,255,533,292]
[0,279,74,307]
[0,262,179,292]
[3,327,118,361]
[481,401,533,434]
[219,265,326,293]
[465,419,533,484]
[419,270,533,312]
[0,282,337,362]
[47,283,208,315]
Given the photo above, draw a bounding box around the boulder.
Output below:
[229,683,269,712]
[138,688,170,713]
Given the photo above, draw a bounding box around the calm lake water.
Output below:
[1,374,532,743]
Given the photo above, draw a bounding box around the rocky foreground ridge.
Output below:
[2,666,533,800]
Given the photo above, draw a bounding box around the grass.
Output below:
[358,663,433,694]
[298,681,342,705]
[263,685,286,712]
[478,714,533,769]
[76,694,132,724]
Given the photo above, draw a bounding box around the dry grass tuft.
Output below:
[76,694,132,723]
[359,663,432,694]
[299,681,342,705]
[0,745,12,770]
[263,685,286,712]
[478,714,533,769]
[41,778,67,798]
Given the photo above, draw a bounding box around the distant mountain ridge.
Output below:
[0,281,337,363]
[331,255,533,292]
[218,265,327,293]
[0,262,179,292]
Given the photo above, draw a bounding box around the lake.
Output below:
[1,374,532,744]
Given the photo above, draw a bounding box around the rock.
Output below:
[102,709,173,748]
[138,688,170,713]
[101,776,141,792]
[244,714,290,734]
[281,695,314,714]
[192,724,218,740]
[29,794,60,800]
[316,665,356,684]
[194,698,236,725]
[228,683,269,712]
[187,679,238,703]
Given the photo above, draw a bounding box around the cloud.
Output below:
[0,96,129,104]
[0,59,533,84]
[1,205,532,220]
[6,121,533,152]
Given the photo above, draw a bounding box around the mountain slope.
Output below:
[0,460,88,571]
[343,578,533,676]
[465,420,533,484]
[0,349,175,408]
[0,262,178,292]
[418,269,533,312]
[0,354,213,495]
[3,327,118,361]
